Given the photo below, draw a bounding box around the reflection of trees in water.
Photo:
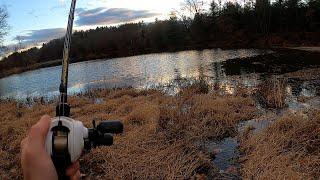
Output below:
[170,58,320,100]
[210,62,226,90]
[0,79,9,98]
[171,65,208,89]
[198,64,205,80]
[172,68,187,88]
[168,59,320,102]
[174,68,182,81]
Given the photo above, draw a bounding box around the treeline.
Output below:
[1,0,320,75]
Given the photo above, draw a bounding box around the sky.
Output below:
[0,0,212,55]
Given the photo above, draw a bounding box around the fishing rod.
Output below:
[45,0,123,179]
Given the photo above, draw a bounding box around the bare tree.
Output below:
[0,6,9,53]
[172,0,206,31]
[172,9,192,30]
[15,35,24,51]
[0,6,8,42]
[181,0,205,17]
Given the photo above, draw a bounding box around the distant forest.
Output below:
[1,0,320,76]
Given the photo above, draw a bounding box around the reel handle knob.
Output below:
[97,121,124,134]
[95,133,113,146]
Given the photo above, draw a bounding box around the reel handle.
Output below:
[85,120,123,149]
[95,133,114,146]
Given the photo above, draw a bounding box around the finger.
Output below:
[36,115,51,137]
[28,115,51,145]
[70,170,81,180]
[20,137,27,150]
[20,137,28,168]
[66,162,80,177]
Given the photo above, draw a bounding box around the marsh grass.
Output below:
[256,77,287,109]
[0,83,256,179]
[240,110,320,179]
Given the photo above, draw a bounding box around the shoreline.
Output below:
[1,47,320,102]
[0,46,263,79]
[2,46,317,79]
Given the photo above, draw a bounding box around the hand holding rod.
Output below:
[45,0,124,179]
[52,0,77,179]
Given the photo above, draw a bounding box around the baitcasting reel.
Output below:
[45,114,123,179]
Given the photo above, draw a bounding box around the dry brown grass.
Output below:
[257,77,287,108]
[297,96,314,103]
[0,86,256,179]
[240,110,320,179]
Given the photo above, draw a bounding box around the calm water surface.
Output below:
[1,48,319,101]
[0,49,266,99]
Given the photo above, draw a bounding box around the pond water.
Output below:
[0,49,267,99]
[1,49,319,103]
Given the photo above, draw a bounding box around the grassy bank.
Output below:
[0,85,256,179]
[1,73,319,179]
[240,111,320,179]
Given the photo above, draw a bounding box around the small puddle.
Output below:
[206,93,320,177]
[207,137,238,171]
[205,118,272,172]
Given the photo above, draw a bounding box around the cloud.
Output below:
[76,7,161,26]
[50,4,67,11]
[1,28,66,58]
[13,28,66,44]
